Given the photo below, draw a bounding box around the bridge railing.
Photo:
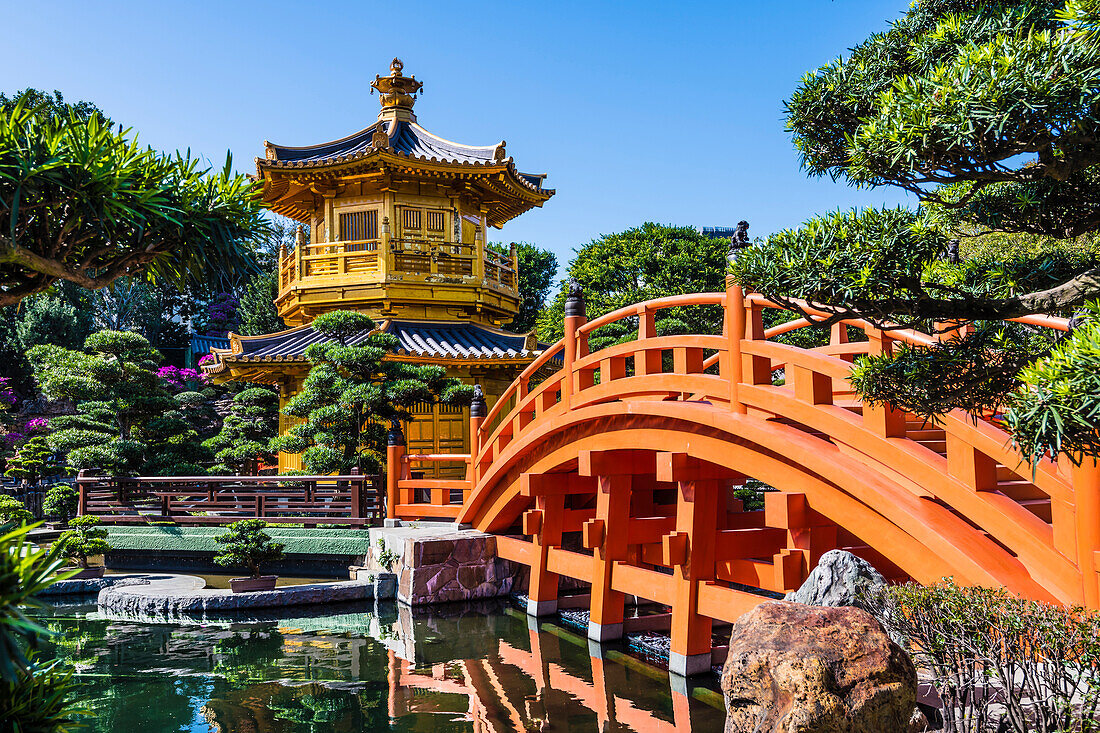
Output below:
[463,278,1100,608]
[384,449,472,520]
[75,471,383,526]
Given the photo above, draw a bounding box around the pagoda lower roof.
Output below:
[203,320,545,376]
[260,119,549,191]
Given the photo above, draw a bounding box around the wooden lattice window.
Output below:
[339,209,378,243]
[426,210,445,232]
[399,207,447,241]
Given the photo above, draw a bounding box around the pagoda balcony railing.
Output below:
[278,237,517,295]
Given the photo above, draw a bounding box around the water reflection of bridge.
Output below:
[43,598,724,731]
[384,605,726,731]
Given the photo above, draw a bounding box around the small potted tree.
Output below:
[43,483,80,528]
[57,515,111,578]
[214,519,285,592]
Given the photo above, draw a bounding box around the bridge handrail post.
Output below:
[1071,457,1100,607]
[386,421,406,520]
[862,327,908,438]
[563,283,587,409]
[468,386,486,484]
[725,276,746,414]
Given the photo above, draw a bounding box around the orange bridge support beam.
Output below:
[522,473,568,616]
[580,450,641,642]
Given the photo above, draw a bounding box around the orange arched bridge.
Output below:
[387,281,1099,676]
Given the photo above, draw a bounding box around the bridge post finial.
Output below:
[386,418,406,446]
[469,385,486,420]
[385,418,406,521]
[727,220,751,265]
[564,279,586,319]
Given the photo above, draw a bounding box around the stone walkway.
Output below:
[95,572,395,616]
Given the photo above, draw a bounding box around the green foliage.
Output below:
[0,523,76,680]
[213,519,285,578]
[0,522,85,731]
[0,87,108,124]
[273,311,472,474]
[865,578,1100,732]
[238,271,284,336]
[489,242,558,334]
[57,516,110,569]
[1004,303,1100,462]
[0,495,32,527]
[29,330,211,475]
[92,277,192,350]
[0,656,87,733]
[538,223,728,348]
[203,388,278,474]
[16,290,95,353]
[850,325,1054,423]
[743,0,1100,461]
[375,538,399,572]
[5,436,64,484]
[0,98,268,307]
[42,485,78,525]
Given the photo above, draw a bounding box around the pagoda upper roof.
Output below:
[259,119,548,189]
[256,59,553,228]
[203,319,547,378]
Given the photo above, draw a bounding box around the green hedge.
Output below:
[105,526,371,555]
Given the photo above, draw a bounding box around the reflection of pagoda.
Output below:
[205,59,554,473]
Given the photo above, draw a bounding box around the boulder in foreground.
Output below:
[721,601,917,733]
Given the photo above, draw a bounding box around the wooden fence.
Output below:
[75,471,383,526]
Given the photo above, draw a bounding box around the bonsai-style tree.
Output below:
[3,436,61,485]
[42,484,79,526]
[57,516,110,569]
[731,0,1100,463]
[28,330,210,475]
[271,311,472,474]
[0,496,31,528]
[203,388,278,474]
[0,99,267,306]
[214,519,285,579]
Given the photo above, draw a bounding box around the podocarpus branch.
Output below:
[0,103,267,307]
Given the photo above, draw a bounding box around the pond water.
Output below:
[33,598,728,732]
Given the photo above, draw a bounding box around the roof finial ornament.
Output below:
[728,220,751,262]
[493,141,507,163]
[564,279,587,319]
[372,58,423,121]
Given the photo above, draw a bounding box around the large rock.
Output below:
[784,549,886,612]
[721,601,917,733]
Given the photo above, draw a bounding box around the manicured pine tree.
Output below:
[28,331,211,475]
[731,0,1100,462]
[203,388,279,474]
[270,311,472,474]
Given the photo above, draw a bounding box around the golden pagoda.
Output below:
[204,59,554,473]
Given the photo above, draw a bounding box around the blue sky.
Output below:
[2,1,912,271]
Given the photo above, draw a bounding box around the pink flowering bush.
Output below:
[23,418,48,433]
[157,366,208,392]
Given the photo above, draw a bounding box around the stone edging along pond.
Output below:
[93,573,397,616]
